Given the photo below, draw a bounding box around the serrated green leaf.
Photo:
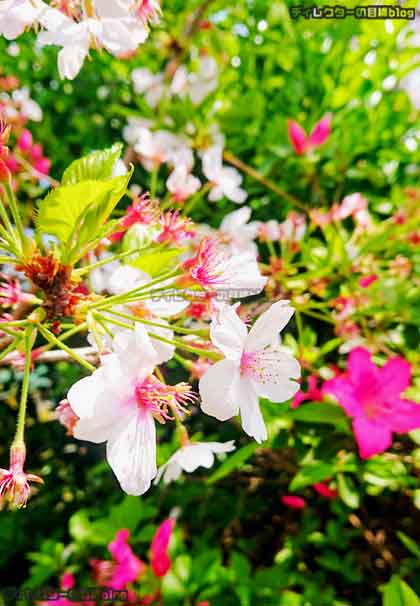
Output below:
[37,171,131,261]
[207,442,258,485]
[61,143,123,184]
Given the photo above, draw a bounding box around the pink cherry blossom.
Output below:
[322,347,420,459]
[288,115,331,155]
[359,274,378,288]
[157,210,196,245]
[151,518,174,577]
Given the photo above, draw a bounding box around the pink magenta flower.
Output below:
[17,129,33,152]
[91,529,145,590]
[291,374,323,409]
[322,347,420,459]
[0,444,43,510]
[313,482,338,500]
[151,518,175,577]
[287,115,331,155]
[281,495,306,509]
[359,274,378,288]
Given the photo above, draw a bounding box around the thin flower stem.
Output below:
[74,246,165,277]
[4,182,26,254]
[0,338,18,362]
[38,325,96,372]
[147,331,219,360]
[182,183,211,215]
[105,308,209,337]
[13,326,34,446]
[223,150,308,213]
[150,167,159,197]
[298,308,336,325]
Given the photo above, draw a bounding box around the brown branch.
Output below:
[223,150,308,213]
[0,346,99,367]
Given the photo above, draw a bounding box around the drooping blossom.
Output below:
[56,399,79,436]
[150,518,174,577]
[38,0,152,80]
[181,237,266,296]
[281,495,306,509]
[218,206,260,256]
[287,115,331,155]
[279,212,307,247]
[291,374,323,409]
[0,444,43,509]
[166,165,201,202]
[91,529,145,590]
[68,325,194,494]
[257,220,280,242]
[155,440,236,484]
[201,145,247,204]
[199,302,300,442]
[0,0,46,41]
[322,347,420,459]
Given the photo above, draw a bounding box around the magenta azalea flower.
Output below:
[287,115,331,155]
[322,347,420,459]
[151,518,174,577]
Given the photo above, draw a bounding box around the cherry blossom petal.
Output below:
[199,359,240,421]
[238,376,267,443]
[106,410,157,495]
[210,304,247,360]
[245,300,294,351]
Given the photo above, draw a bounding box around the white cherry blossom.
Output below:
[155,441,236,484]
[199,302,300,442]
[201,145,247,204]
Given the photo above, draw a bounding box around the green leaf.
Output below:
[397,531,420,559]
[69,510,93,543]
[337,473,360,509]
[207,442,258,485]
[61,143,123,184]
[37,171,131,261]
[129,248,183,277]
[289,403,349,429]
[382,575,420,606]
[289,461,335,491]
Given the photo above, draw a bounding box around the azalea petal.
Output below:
[199,359,240,421]
[352,417,392,459]
[379,357,411,396]
[388,399,420,433]
[245,301,294,351]
[287,120,307,155]
[210,304,247,360]
[322,376,362,417]
[238,377,267,443]
[106,410,157,496]
[308,115,331,148]
[347,347,377,384]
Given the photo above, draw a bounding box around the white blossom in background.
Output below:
[12,87,43,121]
[166,165,201,202]
[199,302,300,443]
[188,56,219,105]
[133,127,194,172]
[36,0,159,80]
[218,207,261,256]
[155,441,236,484]
[401,68,420,109]
[201,145,247,204]
[0,0,46,40]
[123,117,153,145]
[132,68,165,107]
